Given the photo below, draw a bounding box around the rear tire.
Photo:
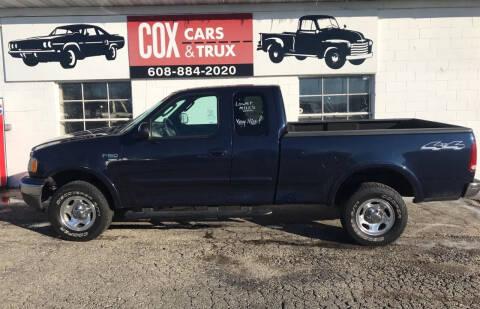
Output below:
[48,181,113,241]
[268,43,284,63]
[341,182,407,246]
[106,46,117,60]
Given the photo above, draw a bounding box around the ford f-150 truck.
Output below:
[20,85,479,245]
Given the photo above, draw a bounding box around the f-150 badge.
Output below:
[421,141,465,151]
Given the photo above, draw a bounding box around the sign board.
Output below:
[253,11,377,76]
[1,16,129,82]
[127,14,253,79]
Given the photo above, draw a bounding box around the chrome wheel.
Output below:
[59,196,96,232]
[355,198,395,236]
[67,50,75,66]
[331,53,339,63]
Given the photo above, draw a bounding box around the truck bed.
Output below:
[286,118,471,136]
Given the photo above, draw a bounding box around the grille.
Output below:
[350,42,369,55]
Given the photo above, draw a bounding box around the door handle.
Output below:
[208,149,227,158]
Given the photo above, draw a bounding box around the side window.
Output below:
[151,95,218,138]
[182,96,218,125]
[96,28,106,35]
[300,19,315,32]
[84,28,96,36]
[234,93,267,136]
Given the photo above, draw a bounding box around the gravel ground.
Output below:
[1,189,480,308]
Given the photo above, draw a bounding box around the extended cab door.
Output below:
[112,90,232,208]
[229,87,282,204]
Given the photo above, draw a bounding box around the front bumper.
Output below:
[8,50,56,58]
[20,177,46,211]
[464,181,480,199]
[347,52,373,60]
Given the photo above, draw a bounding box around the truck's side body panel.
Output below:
[277,132,475,204]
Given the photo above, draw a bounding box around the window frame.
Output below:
[59,81,132,134]
[233,91,269,137]
[298,75,375,121]
[149,93,220,140]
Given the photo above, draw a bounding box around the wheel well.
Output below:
[334,168,415,206]
[42,170,116,210]
[266,38,284,49]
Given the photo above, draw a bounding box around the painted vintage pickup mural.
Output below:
[257,15,373,69]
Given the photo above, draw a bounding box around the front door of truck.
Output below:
[113,91,232,208]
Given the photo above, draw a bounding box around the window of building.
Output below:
[299,76,374,120]
[234,92,267,136]
[60,81,133,134]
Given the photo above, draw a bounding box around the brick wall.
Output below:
[376,8,480,134]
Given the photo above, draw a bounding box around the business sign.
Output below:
[1,16,129,82]
[127,14,253,79]
[253,11,377,76]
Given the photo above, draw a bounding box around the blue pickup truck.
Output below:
[20,85,479,245]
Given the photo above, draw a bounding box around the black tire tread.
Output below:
[49,180,113,241]
[341,182,407,246]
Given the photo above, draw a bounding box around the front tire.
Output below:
[268,43,284,63]
[48,181,113,241]
[324,48,346,69]
[60,48,78,69]
[341,182,407,246]
[23,54,39,67]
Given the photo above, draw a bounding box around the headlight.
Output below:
[47,41,52,48]
[28,157,38,174]
[42,42,47,48]
[368,40,373,46]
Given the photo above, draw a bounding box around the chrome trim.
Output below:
[9,49,55,54]
[20,177,45,211]
[346,53,373,60]
[464,181,480,198]
[20,180,43,196]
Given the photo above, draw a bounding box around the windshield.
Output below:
[317,17,339,29]
[50,27,76,35]
[118,94,173,134]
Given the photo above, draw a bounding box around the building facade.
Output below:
[1,0,480,186]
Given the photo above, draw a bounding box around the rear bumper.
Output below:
[20,177,46,211]
[464,181,480,199]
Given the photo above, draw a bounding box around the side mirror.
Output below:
[137,122,150,140]
[180,112,189,124]
[344,24,347,28]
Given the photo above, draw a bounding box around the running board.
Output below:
[124,206,273,220]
